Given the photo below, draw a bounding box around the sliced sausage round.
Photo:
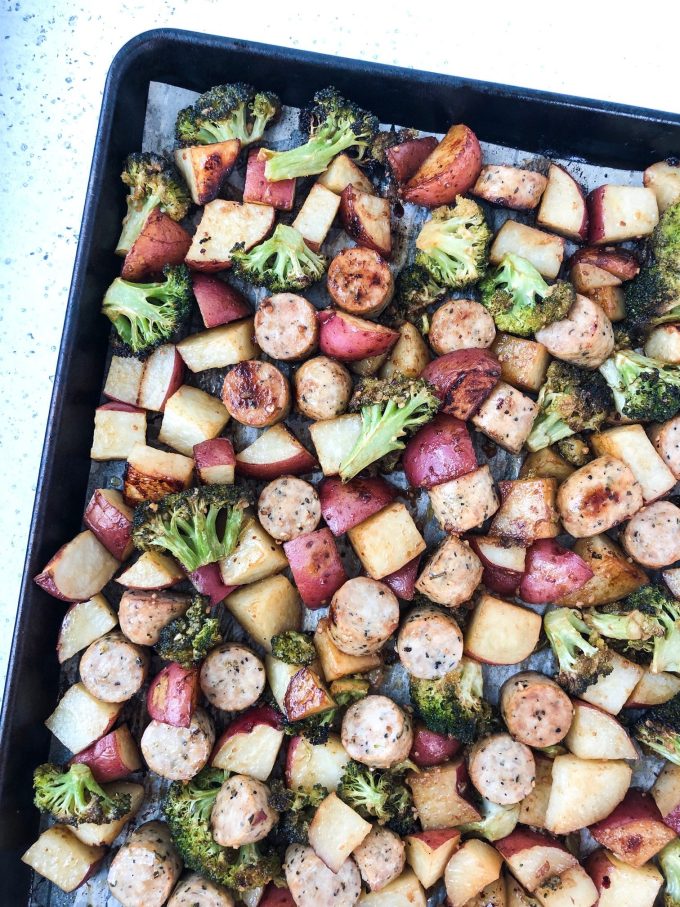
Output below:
[141,707,214,781]
[414,535,483,608]
[222,360,291,427]
[468,733,536,805]
[294,355,353,421]
[199,643,266,712]
[168,874,234,907]
[118,591,190,645]
[211,774,277,847]
[500,672,574,748]
[396,606,464,679]
[329,577,400,656]
[650,417,680,480]
[341,695,413,768]
[79,631,148,703]
[352,825,405,892]
[557,455,644,538]
[429,299,496,355]
[258,476,321,542]
[535,295,614,369]
[621,500,680,568]
[284,844,361,907]
[327,247,394,317]
[107,821,182,907]
[254,293,319,361]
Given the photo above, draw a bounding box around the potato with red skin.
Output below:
[402,124,482,207]
[193,438,236,486]
[284,667,336,722]
[147,663,199,728]
[589,789,676,867]
[495,828,577,891]
[471,165,547,210]
[84,488,134,561]
[138,344,185,412]
[468,536,526,597]
[212,705,284,780]
[34,530,120,602]
[318,308,399,361]
[585,848,663,907]
[259,884,296,907]
[410,725,461,767]
[339,185,391,258]
[652,762,680,833]
[403,414,476,489]
[587,185,659,244]
[284,528,348,610]
[421,348,500,420]
[319,475,396,535]
[175,140,240,205]
[222,360,290,428]
[70,726,142,783]
[536,163,589,242]
[243,147,296,210]
[569,245,640,281]
[191,273,251,328]
[121,207,192,281]
[519,539,594,604]
[381,554,421,601]
[387,136,439,185]
[236,423,317,480]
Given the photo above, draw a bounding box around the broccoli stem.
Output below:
[115,194,158,256]
[526,409,576,452]
[102,279,176,351]
[587,609,661,642]
[263,128,358,181]
[660,839,680,907]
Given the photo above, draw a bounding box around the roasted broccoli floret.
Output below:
[175,83,281,147]
[269,780,327,845]
[385,264,447,331]
[526,361,613,452]
[260,87,378,181]
[635,693,680,765]
[329,676,370,706]
[227,844,282,892]
[271,631,317,666]
[544,608,613,697]
[625,202,680,333]
[619,585,680,674]
[371,127,420,166]
[555,434,591,467]
[133,484,249,574]
[479,253,575,337]
[230,224,328,292]
[285,709,338,746]
[584,606,662,646]
[660,837,680,907]
[337,761,417,834]
[599,349,680,422]
[156,594,221,666]
[33,763,131,826]
[102,264,193,355]
[458,797,520,842]
[409,658,493,744]
[414,198,491,289]
[338,374,440,481]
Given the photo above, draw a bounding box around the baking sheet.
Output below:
[31,80,665,906]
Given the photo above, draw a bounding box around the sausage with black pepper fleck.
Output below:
[468,732,536,805]
[500,671,574,748]
[140,707,214,781]
[396,606,464,679]
[107,821,182,907]
[199,643,266,712]
[258,476,321,542]
[284,844,361,907]
[79,631,148,703]
[211,774,278,847]
[341,695,413,768]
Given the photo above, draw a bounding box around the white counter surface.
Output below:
[1,0,678,693]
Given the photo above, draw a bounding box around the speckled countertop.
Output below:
[1,0,678,694]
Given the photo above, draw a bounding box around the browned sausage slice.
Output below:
[327,247,394,317]
[295,355,353,420]
[500,671,574,747]
[468,733,536,805]
[222,360,291,427]
[254,293,319,361]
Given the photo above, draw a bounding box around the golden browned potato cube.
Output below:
[348,501,426,580]
[226,574,301,651]
[490,478,560,544]
[471,381,538,455]
[491,333,550,393]
[314,618,382,681]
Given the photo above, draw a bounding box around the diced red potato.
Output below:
[318,308,400,361]
[569,245,640,281]
[385,135,439,185]
[254,293,319,361]
[408,757,481,830]
[57,595,118,664]
[329,576,400,656]
[653,761,680,833]
[193,437,236,486]
[84,488,134,561]
[396,605,463,679]
[212,705,284,780]
[404,829,460,890]
[236,423,317,480]
[402,124,482,207]
[556,455,643,539]
[121,207,192,281]
[342,695,413,769]
[79,631,148,703]
[21,825,105,894]
[589,789,676,867]
[222,360,290,428]
[620,500,680,568]
[347,501,426,581]
[409,725,461,768]
[591,423,676,504]
[587,185,659,244]
[421,348,500,420]
[468,536,526,597]
[535,164,589,242]
[428,465,499,534]
[472,165,547,210]
[491,477,560,544]
[353,825,406,893]
[90,403,146,461]
[147,662,199,728]
[544,754,632,835]
[415,535,483,608]
[585,848,663,907]
[141,707,214,781]
[200,643,266,712]
[491,332,550,394]
[285,732,351,792]
[428,298,496,355]
[191,273,252,329]
[308,792,371,873]
[535,295,615,369]
[243,147,296,210]
[319,475,396,535]
[117,589,189,645]
[643,159,680,212]
[309,414,362,477]
[557,534,648,608]
[533,865,598,907]
[570,261,622,293]
[174,139,240,204]
[471,381,538,455]
[46,682,122,754]
[137,343,185,412]
[292,183,341,251]
[520,447,574,484]
[220,522,290,590]
[645,324,680,364]
[159,385,230,457]
[317,153,376,196]
[489,220,565,279]
[284,843,361,907]
[176,320,258,374]
[519,539,594,605]
[625,668,680,708]
[35,530,120,602]
[500,672,574,748]
[283,528,348,609]
[185,199,275,271]
[519,756,553,830]
[103,355,144,406]
[585,285,626,323]
[327,246,394,317]
[403,414,476,489]
[464,594,542,665]
[564,700,637,760]
[340,185,392,258]
[579,651,645,715]
[381,554,421,601]
[444,838,503,907]
[123,442,194,505]
[257,476,321,542]
[496,828,577,891]
[70,725,142,783]
[116,551,184,590]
